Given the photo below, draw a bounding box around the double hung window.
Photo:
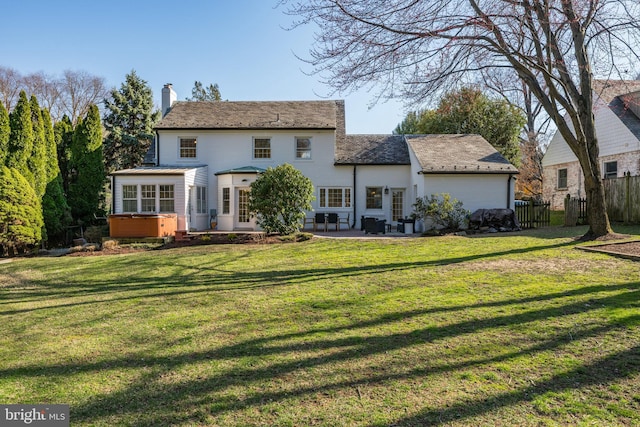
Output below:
[253,138,271,159]
[180,138,197,159]
[557,169,568,189]
[366,187,383,209]
[296,137,312,159]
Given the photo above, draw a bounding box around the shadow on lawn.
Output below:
[0,238,579,315]
[2,282,638,425]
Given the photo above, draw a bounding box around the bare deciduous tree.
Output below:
[0,68,107,125]
[0,66,22,112]
[23,71,62,120]
[59,70,108,125]
[283,0,640,238]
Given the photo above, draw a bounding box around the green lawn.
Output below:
[1,226,639,426]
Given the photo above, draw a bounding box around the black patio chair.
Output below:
[314,212,327,231]
[326,213,339,231]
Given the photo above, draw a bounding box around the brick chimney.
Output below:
[161,84,177,117]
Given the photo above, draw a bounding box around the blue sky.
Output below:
[2,0,406,134]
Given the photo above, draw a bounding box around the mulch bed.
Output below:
[577,240,640,260]
[65,233,308,256]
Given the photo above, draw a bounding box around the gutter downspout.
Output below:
[352,165,357,228]
[507,175,513,209]
[111,175,116,214]
[155,130,160,166]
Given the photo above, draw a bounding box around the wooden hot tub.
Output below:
[108,213,178,238]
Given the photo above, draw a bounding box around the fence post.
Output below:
[564,194,578,226]
[625,171,631,224]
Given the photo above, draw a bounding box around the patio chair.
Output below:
[303,216,315,230]
[338,213,350,230]
[326,213,339,231]
[314,212,327,231]
[364,217,386,234]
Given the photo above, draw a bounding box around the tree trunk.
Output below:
[583,172,613,239]
[575,125,613,239]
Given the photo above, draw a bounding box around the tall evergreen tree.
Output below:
[189,81,222,101]
[68,104,105,224]
[29,95,47,199]
[103,70,160,172]
[42,108,71,245]
[6,91,34,187]
[0,102,9,165]
[54,115,74,194]
[0,166,43,256]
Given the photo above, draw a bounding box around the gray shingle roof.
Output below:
[406,134,518,174]
[593,80,640,104]
[335,134,410,165]
[156,100,340,130]
[592,80,640,142]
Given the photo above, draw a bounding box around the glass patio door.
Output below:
[392,190,404,222]
[235,188,251,229]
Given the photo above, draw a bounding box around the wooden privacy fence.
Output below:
[564,195,588,226]
[603,173,640,223]
[515,200,551,229]
[564,174,640,225]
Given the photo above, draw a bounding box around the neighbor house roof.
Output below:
[593,79,640,142]
[592,80,640,104]
[406,134,518,174]
[156,100,341,130]
[334,134,410,165]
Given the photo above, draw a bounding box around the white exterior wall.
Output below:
[184,167,209,231]
[215,173,260,231]
[352,165,412,227]
[422,174,513,213]
[158,129,355,231]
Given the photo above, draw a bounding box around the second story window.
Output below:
[253,138,271,159]
[180,138,197,159]
[296,137,312,159]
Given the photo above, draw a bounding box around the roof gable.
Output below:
[156,100,341,130]
[406,134,518,174]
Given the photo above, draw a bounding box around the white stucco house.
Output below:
[542,79,640,210]
[109,84,518,235]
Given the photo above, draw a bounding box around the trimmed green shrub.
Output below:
[0,166,43,255]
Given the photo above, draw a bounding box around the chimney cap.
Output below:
[164,83,173,88]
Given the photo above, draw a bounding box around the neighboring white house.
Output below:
[110,84,518,233]
[542,79,640,210]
